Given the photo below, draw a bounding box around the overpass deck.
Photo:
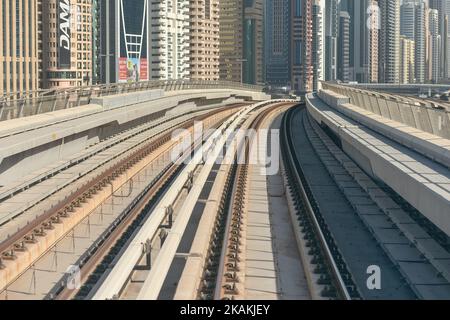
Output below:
[306,93,450,238]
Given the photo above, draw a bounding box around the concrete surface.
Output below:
[306,93,450,239]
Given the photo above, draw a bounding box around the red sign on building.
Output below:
[119,57,128,81]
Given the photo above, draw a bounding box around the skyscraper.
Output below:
[415,0,426,83]
[446,15,450,78]
[41,0,93,89]
[312,0,323,90]
[0,0,39,96]
[291,0,313,93]
[219,0,244,82]
[264,0,290,86]
[243,0,264,84]
[337,0,379,83]
[401,0,416,40]
[150,0,189,80]
[429,0,450,79]
[189,0,220,81]
[324,0,338,81]
[428,8,441,83]
[95,0,149,84]
[338,11,350,83]
[400,35,415,84]
[352,0,373,83]
[378,0,400,83]
[368,0,379,83]
[92,0,100,84]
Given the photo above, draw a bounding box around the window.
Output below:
[295,0,302,17]
[294,40,302,65]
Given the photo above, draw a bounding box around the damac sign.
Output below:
[58,0,71,68]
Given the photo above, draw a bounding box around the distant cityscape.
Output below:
[0,0,449,97]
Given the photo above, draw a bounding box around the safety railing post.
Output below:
[76,89,83,106]
[64,91,70,109]
[86,87,93,105]
[36,94,44,115]
[0,97,5,120]
[51,93,58,112]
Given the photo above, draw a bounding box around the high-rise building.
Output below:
[219,0,244,82]
[95,0,150,84]
[338,0,378,83]
[400,35,415,84]
[291,0,313,93]
[243,0,264,84]
[150,0,189,80]
[428,8,441,83]
[429,0,450,79]
[0,0,40,96]
[378,0,400,84]
[324,0,338,81]
[337,11,350,83]
[91,0,100,84]
[264,0,290,86]
[189,0,219,81]
[415,0,426,83]
[41,0,93,89]
[312,0,323,91]
[401,0,416,40]
[446,3,450,78]
[446,15,450,78]
[352,0,373,83]
[368,0,379,83]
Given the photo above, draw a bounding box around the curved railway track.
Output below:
[280,105,354,300]
[4,99,426,300]
[196,102,307,300]
[0,105,244,297]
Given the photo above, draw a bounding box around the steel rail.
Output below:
[0,108,228,227]
[280,105,351,300]
[214,102,295,300]
[91,100,292,300]
[53,105,244,300]
[91,105,251,300]
[0,106,243,294]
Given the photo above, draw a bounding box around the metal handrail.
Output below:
[0,80,264,122]
[321,82,450,114]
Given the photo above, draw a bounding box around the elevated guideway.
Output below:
[307,86,450,239]
[0,82,270,187]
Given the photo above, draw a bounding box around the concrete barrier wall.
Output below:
[317,90,350,107]
[306,93,450,237]
[317,89,450,169]
[323,83,450,139]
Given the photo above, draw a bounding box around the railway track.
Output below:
[86,100,300,300]
[0,104,248,230]
[280,103,450,299]
[54,125,212,300]
[280,105,353,300]
[188,102,354,300]
[214,105,282,299]
[0,105,243,298]
[193,102,311,300]
[5,98,439,300]
[90,102,260,300]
